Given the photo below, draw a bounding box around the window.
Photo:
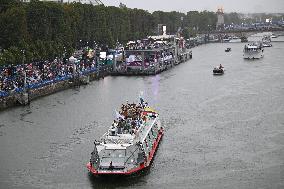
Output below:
[101,149,126,158]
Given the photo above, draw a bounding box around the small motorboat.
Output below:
[263,42,272,47]
[225,48,231,52]
[213,67,225,75]
[271,34,278,38]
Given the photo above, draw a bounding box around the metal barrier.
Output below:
[0,67,97,98]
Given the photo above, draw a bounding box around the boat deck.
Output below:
[99,112,157,146]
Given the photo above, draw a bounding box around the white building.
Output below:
[216,7,224,30]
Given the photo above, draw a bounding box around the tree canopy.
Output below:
[0,0,219,65]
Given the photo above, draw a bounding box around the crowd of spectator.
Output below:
[0,58,97,97]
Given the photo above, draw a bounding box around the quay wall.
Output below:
[0,72,99,111]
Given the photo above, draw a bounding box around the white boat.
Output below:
[229,36,241,43]
[87,98,164,175]
[271,34,278,38]
[223,38,231,42]
[243,42,264,59]
[262,35,272,47]
[263,43,272,47]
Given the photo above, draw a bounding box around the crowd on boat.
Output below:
[0,59,97,97]
[244,43,263,51]
[110,100,151,135]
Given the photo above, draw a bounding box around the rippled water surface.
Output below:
[1,38,284,189]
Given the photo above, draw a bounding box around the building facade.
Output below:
[216,7,224,30]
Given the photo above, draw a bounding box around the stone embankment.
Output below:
[0,72,102,111]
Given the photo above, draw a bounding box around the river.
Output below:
[1,37,284,189]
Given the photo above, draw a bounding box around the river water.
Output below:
[1,37,284,189]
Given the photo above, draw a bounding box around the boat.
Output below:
[223,37,231,42]
[225,48,231,52]
[213,66,225,75]
[262,35,272,47]
[87,98,164,176]
[271,33,278,38]
[243,42,264,59]
[124,47,173,75]
[262,42,272,47]
[229,36,241,43]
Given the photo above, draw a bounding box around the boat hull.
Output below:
[263,44,272,47]
[87,127,164,176]
[213,72,224,75]
[213,68,224,75]
[243,51,264,59]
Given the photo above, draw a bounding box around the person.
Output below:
[219,64,224,69]
[109,161,114,170]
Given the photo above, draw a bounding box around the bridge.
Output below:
[198,28,284,37]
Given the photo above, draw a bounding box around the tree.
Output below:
[0,1,221,65]
[0,6,28,49]
[224,12,241,25]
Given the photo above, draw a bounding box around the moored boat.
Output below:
[271,33,278,38]
[262,35,272,47]
[229,36,241,43]
[223,38,231,42]
[87,98,164,176]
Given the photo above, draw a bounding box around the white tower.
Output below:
[216,7,224,30]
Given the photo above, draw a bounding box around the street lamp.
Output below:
[63,46,66,57]
[20,49,27,92]
[79,39,82,49]
[21,49,25,65]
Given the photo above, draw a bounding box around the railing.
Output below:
[0,67,97,98]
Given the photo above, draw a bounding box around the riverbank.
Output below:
[0,50,192,111]
[0,72,102,111]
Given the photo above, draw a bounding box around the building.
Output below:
[216,7,224,30]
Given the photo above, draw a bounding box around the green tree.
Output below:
[0,6,28,49]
